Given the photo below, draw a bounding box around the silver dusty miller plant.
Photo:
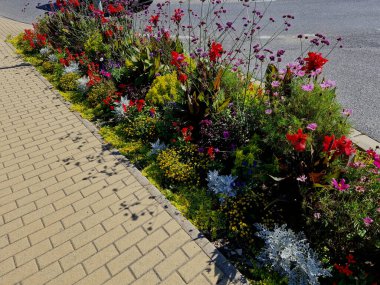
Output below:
[150,139,167,155]
[255,224,331,285]
[63,62,80,74]
[207,170,237,201]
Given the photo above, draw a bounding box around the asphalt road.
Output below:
[1,0,379,141]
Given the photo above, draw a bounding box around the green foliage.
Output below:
[87,81,116,107]
[157,147,198,184]
[41,61,55,73]
[222,190,283,245]
[99,126,151,167]
[145,72,181,106]
[305,150,380,265]
[59,72,80,91]
[123,115,158,142]
[84,31,109,57]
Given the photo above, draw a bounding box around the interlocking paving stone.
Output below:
[0,16,245,285]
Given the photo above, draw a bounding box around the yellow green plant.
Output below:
[59,72,80,91]
[146,72,181,106]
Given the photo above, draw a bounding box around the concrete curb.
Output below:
[350,128,380,151]
[4,32,249,285]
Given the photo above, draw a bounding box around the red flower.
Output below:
[334,264,353,277]
[178,72,188,84]
[149,107,156,117]
[149,14,160,26]
[304,52,328,73]
[68,0,79,7]
[145,25,153,33]
[336,136,356,156]
[101,16,109,24]
[207,147,215,160]
[105,30,113,37]
[56,0,67,8]
[136,99,145,112]
[323,135,355,156]
[110,106,115,111]
[102,96,112,105]
[171,8,184,24]
[346,254,356,264]
[286,129,308,152]
[323,135,337,152]
[209,42,223,62]
[108,3,124,14]
[181,127,192,142]
[59,58,68,66]
[170,51,185,69]
[163,30,170,40]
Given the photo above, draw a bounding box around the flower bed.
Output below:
[10,0,379,284]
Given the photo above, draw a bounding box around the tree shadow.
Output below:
[0,63,32,70]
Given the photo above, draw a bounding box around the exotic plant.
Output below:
[206,170,237,201]
[255,224,331,285]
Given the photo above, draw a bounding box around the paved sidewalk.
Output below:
[0,17,245,285]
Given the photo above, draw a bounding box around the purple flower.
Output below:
[198,147,205,153]
[363,217,373,227]
[271,81,280,88]
[320,79,336,89]
[301,83,314,92]
[332,178,350,191]
[223,131,230,139]
[342,109,353,116]
[306,123,318,131]
[265,109,272,115]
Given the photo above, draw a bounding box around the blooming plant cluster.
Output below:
[12,0,379,283]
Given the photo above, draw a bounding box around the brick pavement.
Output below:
[0,17,246,285]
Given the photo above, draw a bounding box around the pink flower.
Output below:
[265,109,272,115]
[332,178,350,191]
[301,83,314,92]
[314,212,321,219]
[271,81,280,88]
[297,175,307,182]
[342,109,353,116]
[363,217,373,227]
[306,123,318,131]
[320,79,336,89]
[355,186,365,193]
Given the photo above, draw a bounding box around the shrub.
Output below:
[59,72,80,91]
[41,61,55,73]
[157,147,197,184]
[145,72,181,106]
[87,81,116,107]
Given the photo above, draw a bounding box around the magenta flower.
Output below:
[301,83,314,92]
[332,178,350,191]
[271,81,280,88]
[265,109,273,115]
[307,123,318,131]
[363,217,373,227]
[373,154,380,169]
